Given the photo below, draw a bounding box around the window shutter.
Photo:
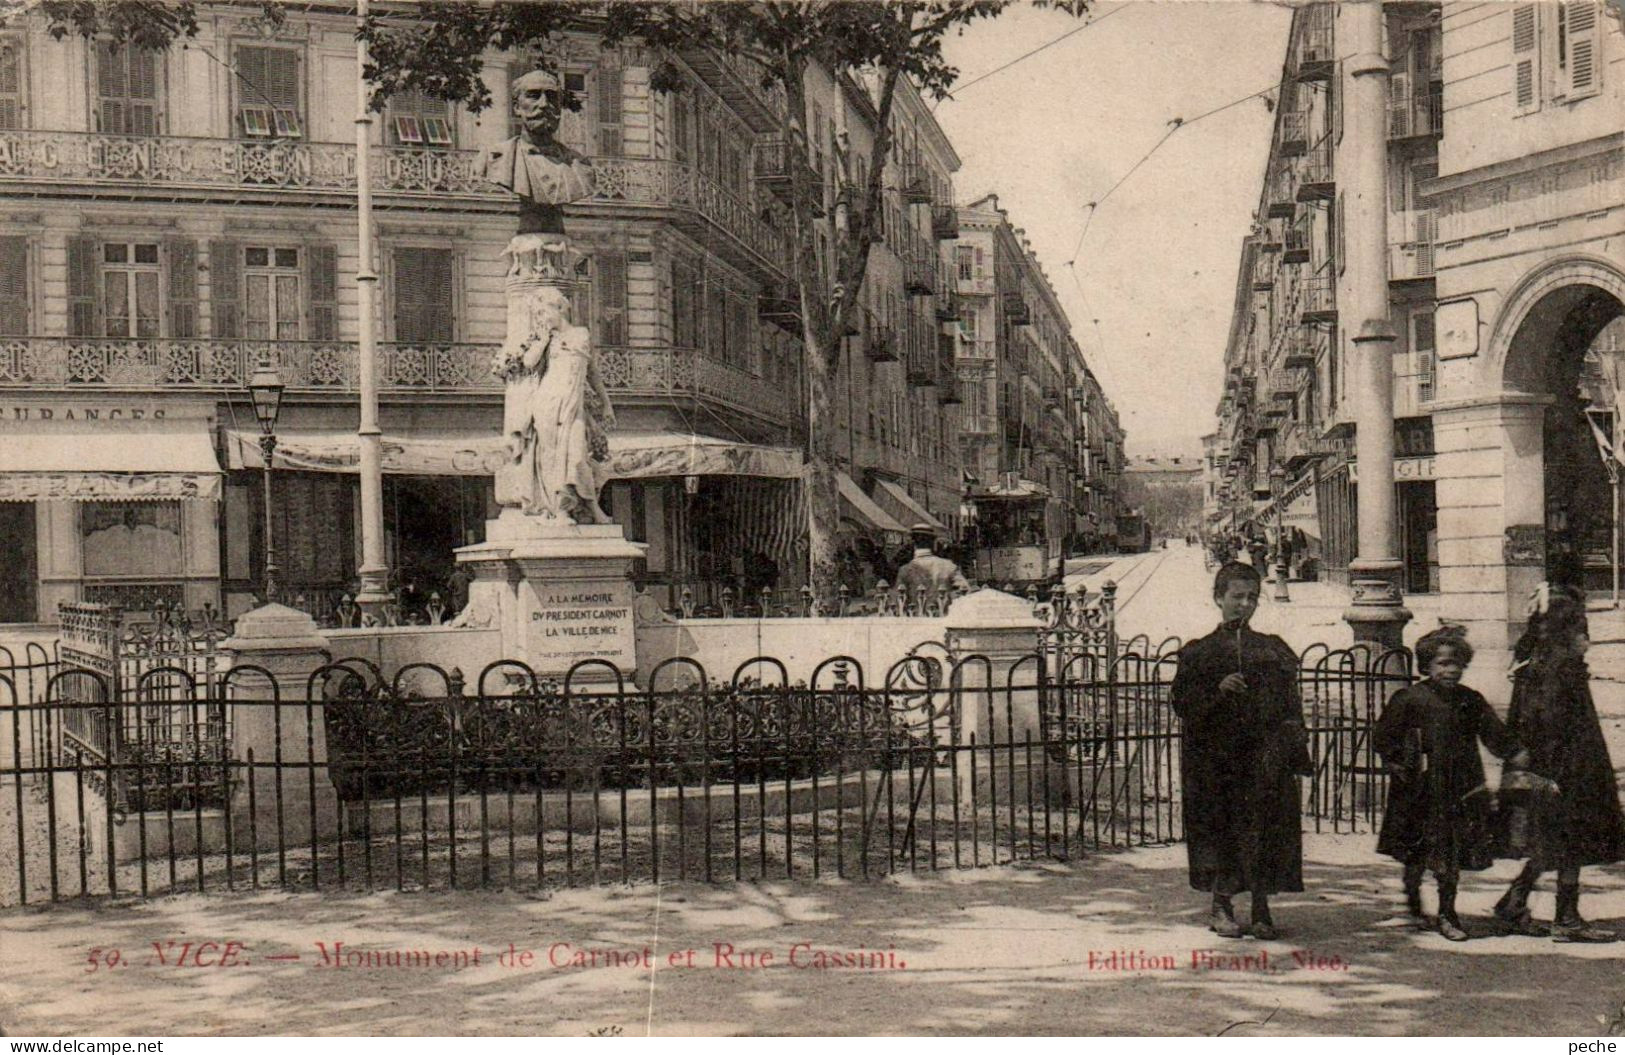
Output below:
[306,243,338,341]
[66,235,98,337]
[163,237,197,339]
[0,41,21,130]
[1414,309,1436,400]
[127,46,158,135]
[671,260,694,346]
[0,235,27,335]
[671,94,690,165]
[1512,5,1539,113]
[596,55,623,157]
[593,250,627,347]
[1335,193,1346,276]
[1565,1,1600,99]
[209,239,242,339]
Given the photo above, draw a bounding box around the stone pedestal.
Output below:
[946,589,1063,805]
[220,603,339,851]
[455,509,647,686]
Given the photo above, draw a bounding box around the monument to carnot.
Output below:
[451,66,645,683]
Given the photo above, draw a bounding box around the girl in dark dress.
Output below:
[1374,627,1524,941]
[1170,562,1311,939]
[1493,585,1625,942]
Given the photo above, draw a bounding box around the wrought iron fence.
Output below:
[3,639,1414,905]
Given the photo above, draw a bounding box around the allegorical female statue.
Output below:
[482,67,613,524]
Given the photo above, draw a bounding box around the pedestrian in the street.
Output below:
[1492,584,1625,942]
[1247,535,1267,573]
[1373,626,1525,941]
[1170,561,1311,939]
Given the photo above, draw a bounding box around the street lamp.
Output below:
[249,360,286,605]
[1270,463,1291,603]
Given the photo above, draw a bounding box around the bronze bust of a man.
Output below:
[481,68,596,270]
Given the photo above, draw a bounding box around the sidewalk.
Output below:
[1072,544,1625,693]
[4,834,1624,1036]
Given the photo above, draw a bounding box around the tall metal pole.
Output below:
[260,433,279,603]
[354,0,391,622]
[1340,0,1411,649]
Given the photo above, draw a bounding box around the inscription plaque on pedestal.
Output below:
[519,578,637,675]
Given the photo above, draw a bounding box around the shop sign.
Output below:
[1348,456,1436,483]
[0,401,212,427]
[0,471,221,502]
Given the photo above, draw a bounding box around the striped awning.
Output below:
[870,478,948,537]
[836,472,907,536]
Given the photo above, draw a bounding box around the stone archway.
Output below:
[1496,258,1625,589]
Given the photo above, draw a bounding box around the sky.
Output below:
[935,1,1293,460]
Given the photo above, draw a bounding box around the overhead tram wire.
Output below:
[1065,69,1309,268]
[932,3,1129,109]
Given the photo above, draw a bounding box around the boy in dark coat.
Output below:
[1171,561,1311,939]
[1374,627,1524,941]
[1494,585,1625,942]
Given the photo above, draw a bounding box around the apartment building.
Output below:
[1211,0,1622,649]
[0,4,969,622]
[953,194,1123,553]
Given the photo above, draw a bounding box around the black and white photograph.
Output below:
[0,0,1623,1040]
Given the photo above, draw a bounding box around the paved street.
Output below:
[5,834,1625,1037]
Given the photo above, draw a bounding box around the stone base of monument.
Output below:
[454,509,647,688]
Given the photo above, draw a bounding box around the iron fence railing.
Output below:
[3,638,1414,905]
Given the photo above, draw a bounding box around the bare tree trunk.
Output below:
[803,323,841,599]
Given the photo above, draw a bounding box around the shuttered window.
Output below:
[306,244,338,341]
[392,247,455,343]
[671,92,692,165]
[209,239,242,339]
[96,42,159,135]
[0,236,27,335]
[1512,5,1540,114]
[164,238,197,339]
[235,45,302,138]
[1413,309,1436,403]
[671,259,698,348]
[595,56,622,157]
[387,87,452,147]
[592,251,627,348]
[0,40,21,130]
[1559,1,1601,100]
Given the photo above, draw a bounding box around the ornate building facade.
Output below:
[1211,0,1623,652]
[0,5,977,622]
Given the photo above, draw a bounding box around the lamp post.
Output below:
[1270,463,1291,603]
[249,360,286,605]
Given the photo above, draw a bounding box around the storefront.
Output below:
[0,400,223,621]
[223,427,804,618]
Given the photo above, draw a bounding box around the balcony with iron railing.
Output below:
[0,130,788,275]
[1295,5,1335,82]
[1299,269,1337,324]
[1296,138,1334,200]
[1279,110,1311,157]
[866,315,898,364]
[1267,161,1297,218]
[1284,211,1312,265]
[1387,83,1443,141]
[931,203,959,241]
[1252,254,1275,292]
[1002,291,1031,325]
[904,240,937,296]
[0,336,800,429]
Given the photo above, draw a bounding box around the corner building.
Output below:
[0,5,972,622]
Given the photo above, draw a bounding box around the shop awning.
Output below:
[0,430,221,501]
[224,430,803,481]
[870,477,948,536]
[836,471,907,536]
